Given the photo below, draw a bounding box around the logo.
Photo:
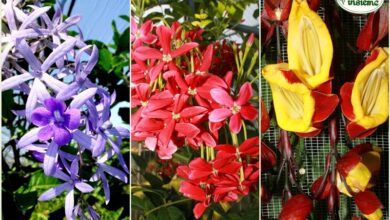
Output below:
[336,0,384,14]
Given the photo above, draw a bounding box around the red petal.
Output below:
[357,13,374,51]
[229,113,242,134]
[310,175,332,200]
[336,151,361,177]
[217,161,241,174]
[346,122,377,139]
[355,191,383,214]
[372,5,389,47]
[210,88,233,106]
[308,0,320,11]
[142,109,171,119]
[209,108,232,122]
[171,42,199,58]
[295,129,322,137]
[180,106,208,118]
[281,69,302,83]
[224,71,234,88]
[350,143,374,155]
[158,120,175,147]
[201,132,216,147]
[198,44,213,72]
[156,26,172,53]
[176,165,190,179]
[240,105,258,121]
[240,137,259,156]
[135,118,164,132]
[236,82,253,105]
[312,91,339,123]
[193,202,207,219]
[179,182,206,202]
[215,144,236,153]
[340,82,355,121]
[175,123,200,138]
[133,46,162,60]
[279,194,312,220]
[315,80,332,94]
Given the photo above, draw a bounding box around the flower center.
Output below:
[299,16,322,76]
[141,100,148,107]
[144,70,148,76]
[162,54,172,62]
[172,112,181,120]
[231,102,241,114]
[195,70,205,76]
[135,30,141,39]
[53,110,63,124]
[188,87,197,95]
[212,168,218,176]
[274,8,282,20]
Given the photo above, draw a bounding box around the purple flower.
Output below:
[31,98,81,146]
[38,159,93,219]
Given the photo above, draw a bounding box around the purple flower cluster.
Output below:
[2,1,128,219]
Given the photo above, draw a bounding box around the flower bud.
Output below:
[279,194,312,220]
[355,191,383,220]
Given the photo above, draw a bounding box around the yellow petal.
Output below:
[288,0,333,89]
[346,162,371,192]
[351,47,389,129]
[262,63,316,133]
[336,172,353,197]
[363,208,383,220]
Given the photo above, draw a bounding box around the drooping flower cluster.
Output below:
[2,1,128,219]
[130,17,259,218]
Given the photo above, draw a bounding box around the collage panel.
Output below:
[260,0,389,219]
[130,0,260,219]
[1,0,130,219]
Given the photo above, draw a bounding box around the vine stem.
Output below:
[144,199,191,216]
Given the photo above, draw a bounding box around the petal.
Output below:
[26,83,38,120]
[133,46,162,60]
[73,130,93,151]
[100,163,128,183]
[210,88,233,106]
[41,38,77,72]
[240,137,259,155]
[33,78,51,102]
[240,105,258,121]
[31,107,52,126]
[18,128,40,148]
[69,88,97,109]
[236,82,253,105]
[156,26,172,53]
[63,109,81,130]
[75,182,94,193]
[145,137,157,151]
[44,98,66,113]
[43,142,59,176]
[287,0,333,88]
[193,202,207,219]
[38,125,54,141]
[279,194,313,220]
[1,73,33,91]
[158,120,175,148]
[201,132,216,147]
[16,39,42,71]
[38,182,71,201]
[53,126,72,146]
[209,108,232,122]
[179,181,206,201]
[92,134,106,157]
[101,173,110,204]
[346,122,377,139]
[56,82,80,101]
[70,159,79,179]
[180,106,208,118]
[355,191,383,214]
[171,42,199,58]
[19,6,50,29]
[229,113,242,134]
[65,189,74,219]
[261,142,277,172]
[41,73,67,93]
[312,91,339,123]
[175,123,200,138]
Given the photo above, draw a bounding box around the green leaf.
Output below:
[2,90,15,123]
[14,191,38,212]
[143,172,163,188]
[157,206,186,220]
[119,15,130,22]
[27,170,61,190]
[132,153,147,170]
[99,48,113,71]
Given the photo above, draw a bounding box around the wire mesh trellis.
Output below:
[260,0,389,219]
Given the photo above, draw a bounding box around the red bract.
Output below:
[279,194,313,220]
[130,17,157,49]
[355,191,383,219]
[209,82,257,133]
[261,98,270,133]
[356,5,389,52]
[261,142,277,172]
[311,175,332,200]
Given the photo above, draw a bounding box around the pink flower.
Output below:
[130,17,157,48]
[209,82,257,133]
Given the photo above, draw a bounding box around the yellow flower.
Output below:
[288,0,333,89]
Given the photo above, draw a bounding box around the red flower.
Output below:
[130,18,157,48]
[356,5,389,52]
[263,0,292,22]
[310,174,332,200]
[261,98,270,133]
[215,137,259,160]
[279,194,313,220]
[188,157,241,180]
[133,26,198,81]
[209,82,257,133]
